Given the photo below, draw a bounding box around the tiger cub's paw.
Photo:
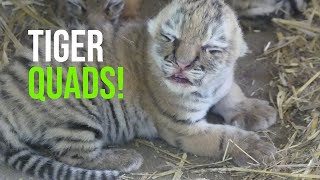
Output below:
[82,149,143,173]
[228,99,277,131]
[102,149,143,173]
[231,132,276,166]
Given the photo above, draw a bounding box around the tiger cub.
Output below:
[0,0,277,179]
[226,0,309,18]
[47,0,141,25]
[53,0,310,24]
[119,0,310,18]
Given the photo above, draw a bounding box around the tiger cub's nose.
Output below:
[176,58,197,70]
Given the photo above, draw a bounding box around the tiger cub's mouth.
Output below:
[168,73,192,85]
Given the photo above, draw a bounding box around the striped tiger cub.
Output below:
[0,0,277,179]
[226,0,310,17]
[48,0,141,25]
[47,0,310,27]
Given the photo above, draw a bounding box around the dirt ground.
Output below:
[0,0,289,179]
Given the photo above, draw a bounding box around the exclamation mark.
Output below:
[118,67,124,99]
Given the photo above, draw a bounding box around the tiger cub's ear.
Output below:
[86,0,124,24]
[104,0,125,22]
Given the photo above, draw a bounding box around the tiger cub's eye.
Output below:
[202,46,224,55]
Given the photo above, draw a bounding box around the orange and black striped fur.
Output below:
[0,0,278,179]
[226,0,309,18]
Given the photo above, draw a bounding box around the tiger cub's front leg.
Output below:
[213,83,277,131]
[158,122,276,166]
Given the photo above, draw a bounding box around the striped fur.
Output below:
[4,149,118,180]
[0,0,278,179]
[226,0,309,18]
[53,0,146,25]
[46,0,125,26]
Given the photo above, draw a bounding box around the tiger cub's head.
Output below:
[148,0,248,94]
